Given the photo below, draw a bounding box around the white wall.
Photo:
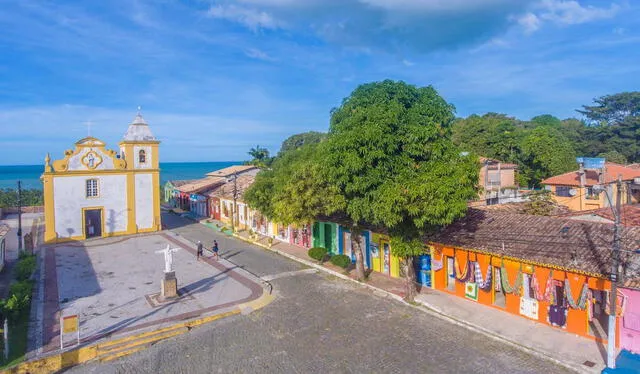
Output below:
[135,173,154,230]
[53,175,128,238]
[134,145,153,169]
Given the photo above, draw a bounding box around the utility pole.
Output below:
[606,175,622,369]
[17,180,23,252]
[231,172,238,233]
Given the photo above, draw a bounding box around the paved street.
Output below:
[68,213,572,373]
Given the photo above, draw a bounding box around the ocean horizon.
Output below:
[0,161,243,190]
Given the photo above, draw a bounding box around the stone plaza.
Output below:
[34,232,263,355]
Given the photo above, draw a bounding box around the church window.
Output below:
[139,150,146,164]
[86,179,99,198]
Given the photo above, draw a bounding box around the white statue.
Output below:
[155,245,180,273]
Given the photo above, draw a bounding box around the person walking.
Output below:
[197,240,203,260]
[212,240,219,261]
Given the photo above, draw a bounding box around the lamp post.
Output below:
[17,180,22,252]
[593,176,622,369]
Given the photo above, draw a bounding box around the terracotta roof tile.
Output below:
[475,201,571,216]
[560,204,640,227]
[176,177,225,194]
[542,163,640,187]
[431,209,640,284]
[167,179,197,188]
[479,157,517,169]
[207,174,256,200]
[206,165,258,177]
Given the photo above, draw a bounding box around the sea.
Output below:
[0,162,242,190]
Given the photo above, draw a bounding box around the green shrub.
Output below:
[15,255,36,281]
[330,254,351,269]
[308,247,328,261]
[1,281,33,321]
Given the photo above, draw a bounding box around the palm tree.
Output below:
[248,145,270,167]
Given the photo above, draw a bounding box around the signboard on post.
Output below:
[60,314,80,349]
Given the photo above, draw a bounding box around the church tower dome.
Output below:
[122,109,156,142]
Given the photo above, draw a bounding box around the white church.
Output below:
[43,112,161,243]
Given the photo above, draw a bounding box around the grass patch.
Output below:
[0,313,29,369]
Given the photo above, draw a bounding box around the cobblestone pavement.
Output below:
[69,214,572,374]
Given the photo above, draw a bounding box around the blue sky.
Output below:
[1,0,638,165]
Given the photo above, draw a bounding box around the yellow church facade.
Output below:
[43,112,161,243]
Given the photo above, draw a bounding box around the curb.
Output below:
[229,232,590,374]
[3,282,275,374]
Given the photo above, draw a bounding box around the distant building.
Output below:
[43,112,161,243]
[205,165,259,178]
[478,157,522,205]
[542,162,640,211]
[561,204,640,226]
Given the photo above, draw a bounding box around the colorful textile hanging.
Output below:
[494,268,502,292]
[455,257,472,282]
[474,262,492,290]
[500,266,523,295]
[544,271,555,305]
[605,290,628,317]
[530,272,546,301]
[465,282,478,301]
[564,279,590,310]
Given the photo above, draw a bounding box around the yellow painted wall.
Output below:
[550,184,635,212]
[369,232,400,278]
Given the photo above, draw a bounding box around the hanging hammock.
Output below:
[500,265,523,295]
[474,262,492,290]
[530,271,547,301]
[564,279,590,310]
[455,257,472,282]
[544,270,556,304]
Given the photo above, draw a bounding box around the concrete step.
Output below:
[96,325,189,362]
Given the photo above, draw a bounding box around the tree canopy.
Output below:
[278,131,326,157]
[247,145,272,168]
[325,80,479,297]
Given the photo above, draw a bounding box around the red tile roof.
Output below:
[430,209,640,285]
[560,204,640,227]
[176,177,225,194]
[479,157,517,170]
[542,163,640,187]
[206,174,256,200]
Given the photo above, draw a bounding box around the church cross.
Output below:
[83,121,94,137]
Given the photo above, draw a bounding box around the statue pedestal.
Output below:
[160,271,178,299]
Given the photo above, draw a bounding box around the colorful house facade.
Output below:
[430,209,640,346]
[542,162,640,211]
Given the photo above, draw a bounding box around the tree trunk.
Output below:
[403,256,417,302]
[351,229,366,281]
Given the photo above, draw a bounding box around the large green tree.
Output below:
[452,113,523,163]
[520,126,577,187]
[578,92,640,126]
[278,131,327,157]
[325,80,478,299]
[578,92,640,162]
[245,143,344,226]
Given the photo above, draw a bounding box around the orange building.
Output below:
[430,209,640,346]
[542,162,640,211]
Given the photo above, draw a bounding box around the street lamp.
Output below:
[592,178,622,370]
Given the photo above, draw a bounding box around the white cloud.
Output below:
[402,59,415,66]
[207,4,281,31]
[537,0,619,25]
[518,12,541,34]
[517,0,621,33]
[245,48,276,61]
